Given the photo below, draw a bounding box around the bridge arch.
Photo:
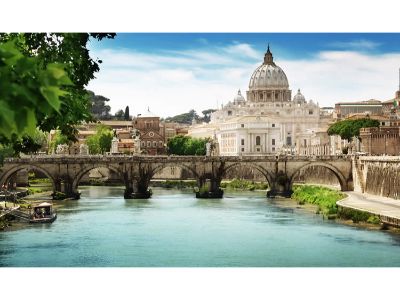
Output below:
[0,164,56,192]
[72,165,124,193]
[150,162,199,180]
[289,162,348,191]
[222,162,274,187]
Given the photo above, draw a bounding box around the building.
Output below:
[134,108,165,155]
[189,46,328,156]
[334,99,383,119]
[360,127,400,155]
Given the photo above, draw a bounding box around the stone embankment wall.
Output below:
[357,156,400,199]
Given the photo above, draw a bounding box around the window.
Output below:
[241,148,244,152]
[309,110,313,115]
[275,93,278,99]
[141,141,145,147]
[147,141,151,147]
[272,123,275,128]
[272,139,275,146]
[241,139,244,146]
[153,141,157,147]
[272,147,275,152]
[286,136,292,146]
[260,93,263,100]
[228,111,232,116]
[304,139,307,147]
[256,136,261,146]
[257,148,260,152]
[241,124,244,128]
[159,141,163,147]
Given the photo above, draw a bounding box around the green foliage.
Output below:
[124,106,130,121]
[52,191,67,200]
[156,180,197,189]
[49,131,69,153]
[292,185,346,216]
[338,207,381,224]
[0,143,16,162]
[0,40,72,140]
[114,109,125,121]
[27,187,43,194]
[367,215,381,225]
[167,135,208,156]
[220,179,268,191]
[88,90,112,120]
[11,128,48,154]
[201,109,217,123]
[327,118,380,141]
[28,178,51,184]
[86,125,113,154]
[165,109,199,124]
[0,33,116,142]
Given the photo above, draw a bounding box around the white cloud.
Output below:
[88,44,400,118]
[329,39,381,50]
[283,51,400,105]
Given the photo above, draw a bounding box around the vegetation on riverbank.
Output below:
[150,179,268,191]
[220,179,268,191]
[151,180,197,189]
[337,207,381,224]
[291,185,346,217]
[292,185,383,226]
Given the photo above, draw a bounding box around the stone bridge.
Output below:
[0,155,353,199]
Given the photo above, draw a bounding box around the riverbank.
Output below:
[288,184,400,233]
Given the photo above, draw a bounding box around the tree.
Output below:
[12,129,48,154]
[0,33,116,142]
[85,125,113,154]
[167,135,208,155]
[165,109,199,124]
[327,118,380,141]
[49,131,69,153]
[124,106,130,121]
[88,90,112,120]
[114,109,125,121]
[0,40,72,140]
[201,109,217,123]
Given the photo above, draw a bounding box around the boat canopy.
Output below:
[34,202,52,208]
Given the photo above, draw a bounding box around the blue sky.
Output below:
[87,33,400,117]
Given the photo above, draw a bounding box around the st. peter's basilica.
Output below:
[189,46,329,155]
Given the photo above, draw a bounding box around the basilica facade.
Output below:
[189,46,328,156]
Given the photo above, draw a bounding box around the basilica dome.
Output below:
[293,89,306,103]
[248,46,289,90]
[233,90,245,104]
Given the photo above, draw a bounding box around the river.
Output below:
[1,185,400,267]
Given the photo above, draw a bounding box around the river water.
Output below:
[1,186,400,267]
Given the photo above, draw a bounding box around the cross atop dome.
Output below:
[264,43,275,66]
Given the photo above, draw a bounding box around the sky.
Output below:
[86,33,400,118]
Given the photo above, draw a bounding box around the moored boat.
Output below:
[30,202,57,224]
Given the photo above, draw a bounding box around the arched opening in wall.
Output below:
[291,165,342,190]
[221,164,270,194]
[73,166,124,198]
[149,164,197,190]
[0,165,56,201]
